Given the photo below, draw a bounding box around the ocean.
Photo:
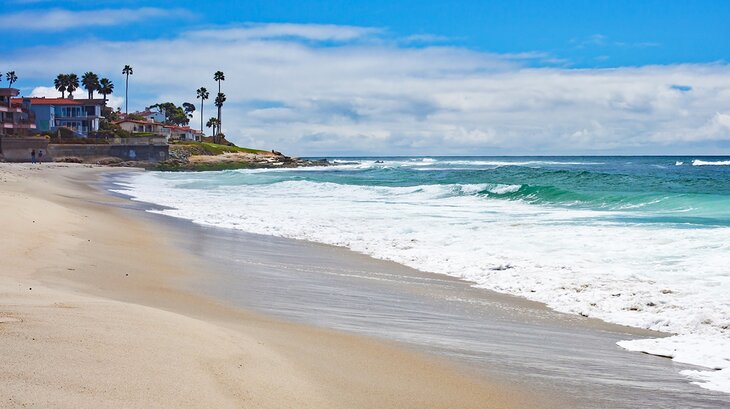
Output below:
[116,156,730,394]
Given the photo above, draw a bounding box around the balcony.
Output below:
[1,119,36,129]
[54,113,101,120]
[0,106,23,113]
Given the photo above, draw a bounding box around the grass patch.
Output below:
[171,141,268,155]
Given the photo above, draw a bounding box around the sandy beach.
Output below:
[0,163,547,408]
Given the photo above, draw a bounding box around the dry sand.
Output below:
[0,163,552,408]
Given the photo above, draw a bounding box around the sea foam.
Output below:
[117,167,730,394]
[692,159,730,166]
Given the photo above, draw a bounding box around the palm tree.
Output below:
[54,74,68,98]
[196,87,209,137]
[66,73,80,98]
[81,72,100,99]
[6,71,17,89]
[214,71,225,134]
[5,71,16,108]
[206,117,219,137]
[98,78,114,102]
[122,65,133,114]
[214,92,226,143]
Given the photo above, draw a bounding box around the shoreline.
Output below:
[105,169,730,408]
[0,163,549,408]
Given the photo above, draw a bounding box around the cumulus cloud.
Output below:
[8,23,730,155]
[0,8,191,31]
[30,86,124,110]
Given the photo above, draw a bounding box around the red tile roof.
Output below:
[11,97,82,105]
[11,97,106,105]
[163,125,195,132]
[114,119,159,125]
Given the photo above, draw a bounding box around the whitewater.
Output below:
[115,156,730,393]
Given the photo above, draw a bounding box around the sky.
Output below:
[3,0,730,155]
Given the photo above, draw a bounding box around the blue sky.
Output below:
[3,0,730,155]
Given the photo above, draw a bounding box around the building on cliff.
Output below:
[12,97,106,137]
[0,88,36,137]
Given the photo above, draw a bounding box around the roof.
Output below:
[12,97,82,105]
[114,119,160,125]
[162,125,195,132]
[10,97,107,106]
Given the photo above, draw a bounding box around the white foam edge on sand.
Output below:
[618,335,730,393]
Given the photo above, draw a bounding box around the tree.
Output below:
[182,102,195,118]
[122,65,133,114]
[206,117,219,137]
[98,78,114,102]
[214,71,225,134]
[66,73,80,98]
[196,87,209,137]
[214,93,226,143]
[6,71,17,89]
[54,74,68,98]
[81,71,100,99]
[148,102,191,126]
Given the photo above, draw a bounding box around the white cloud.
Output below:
[30,86,124,110]
[0,8,191,31]
[29,86,61,98]
[8,24,730,155]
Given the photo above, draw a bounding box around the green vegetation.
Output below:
[206,117,219,135]
[54,73,80,98]
[6,71,17,89]
[171,141,268,155]
[98,78,114,102]
[123,65,133,113]
[81,72,100,99]
[147,102,195,126]
[196,87,209,136]
[214,71,225,138]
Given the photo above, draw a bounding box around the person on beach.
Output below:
[30,149,36,164]
[38,150,43,163]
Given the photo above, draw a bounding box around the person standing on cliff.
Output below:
[38,150,43,163]
[30,149,36,164]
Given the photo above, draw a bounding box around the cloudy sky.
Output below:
[3,0,730,155]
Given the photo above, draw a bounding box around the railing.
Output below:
[1,119,36,125]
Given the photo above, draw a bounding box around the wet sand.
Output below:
[105,171,730,409]
[0,163,547,409]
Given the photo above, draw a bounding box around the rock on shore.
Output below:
[156,144,329,171]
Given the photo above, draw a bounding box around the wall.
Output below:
[0,137,49,162]
[2,136,168,163]
[110,136,168,145]
[48,144,169,162]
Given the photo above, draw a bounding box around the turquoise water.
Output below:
[121,155,730,393]
[206,156,730,227]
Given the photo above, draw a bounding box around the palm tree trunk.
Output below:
[125,74,129,114]
[200,100,204,139]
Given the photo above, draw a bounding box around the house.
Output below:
[115,119,165,134]
[116,118,202,142]
[138,109,166,123]
[0,88,36,136]
[12,97,105,137]
[163,125,200,141]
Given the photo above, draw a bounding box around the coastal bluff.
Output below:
[156,142,329,171]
